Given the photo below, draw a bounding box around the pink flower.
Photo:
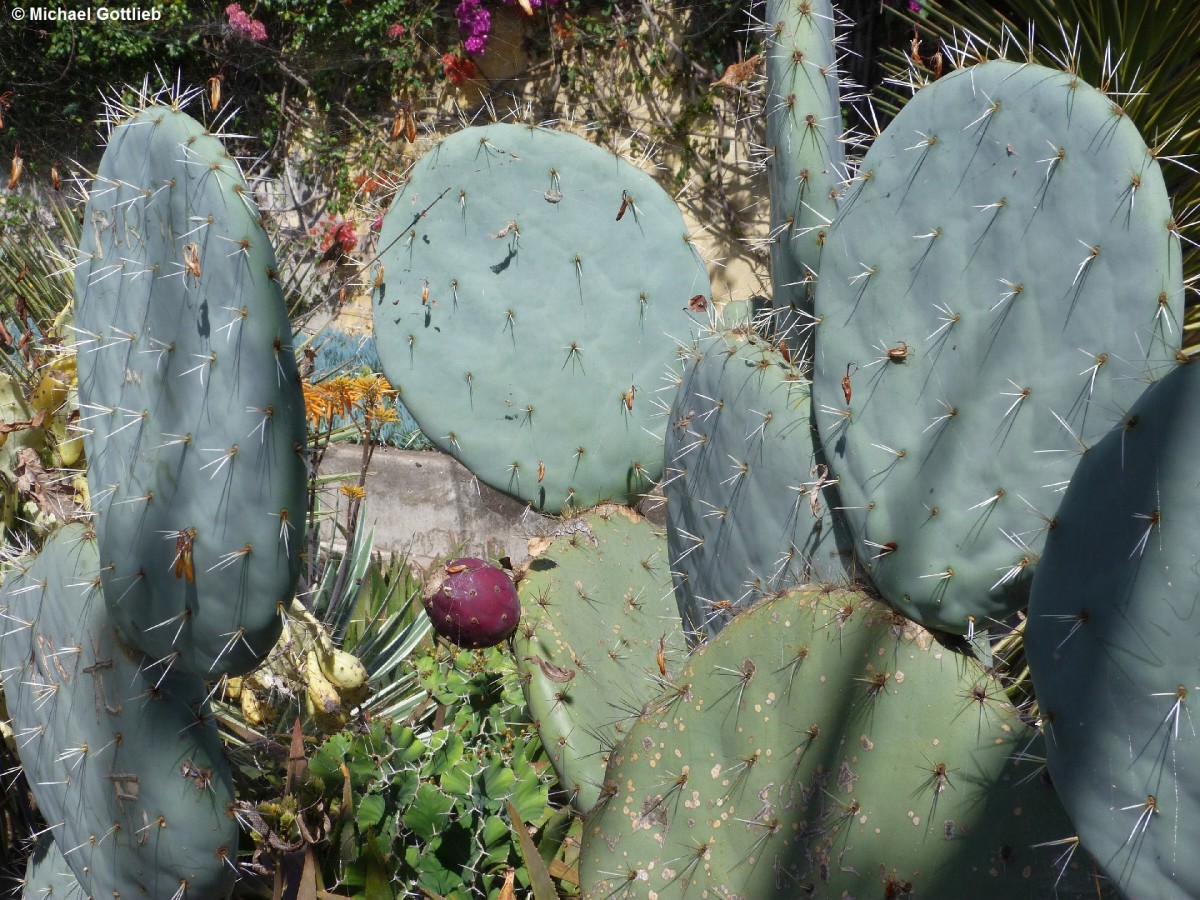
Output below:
[387,22,406,40]
[226,3,267,42]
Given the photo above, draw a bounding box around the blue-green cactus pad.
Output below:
[1026,358,1200,898]
[374,123,710,511]
[765,0,845,329]
[0,525,237,898]
[20,836,86,899]
[73,104,307,677]
[812,60,1183,633]
[664,329,855,641]
[580,587,1097,898]
[514,505,688,814]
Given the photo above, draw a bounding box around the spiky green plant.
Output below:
[664,327,856,641]
[73,89,308,679]
[0,525,239,899]
[881,0,1200,341]
[308,643,562,900]
[811,57,1182,634]
[514,504,689,814]
[580,587,1101,898]
[373,122,711,512]
[1025,354,1200,898]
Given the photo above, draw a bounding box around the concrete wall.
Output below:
[317,444,538,567]
[317,443,666,568]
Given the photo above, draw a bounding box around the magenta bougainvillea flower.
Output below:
[452,0,563,57]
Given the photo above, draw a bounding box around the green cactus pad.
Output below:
[1026,357,1200,897]
[514,505,688,814]
[21,836,86,899]
[0,525,238,899]
[764,0,845,335]
[374,123,710,511]
[73,103,307,678]
[580,587,1099,898]
[812,60,1183,633]
[664,329,856,642]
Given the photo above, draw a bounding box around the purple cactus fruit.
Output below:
[422,557,521,648]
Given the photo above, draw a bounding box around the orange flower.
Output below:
[302,379,338,427]
[304,373,399,430]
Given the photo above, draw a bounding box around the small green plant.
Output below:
[307,643,566,899]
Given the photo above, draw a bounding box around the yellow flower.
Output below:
[304,373,399,430]
[339,483,367,501]
[367,405,401,426]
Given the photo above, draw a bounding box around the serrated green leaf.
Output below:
[426,730,464,775]
[355,793,387,830]
[509,753,548,824]
[390,769,420,810]
[482,758,516,802]
[346,756,380,790]
[389,724,426,765]
[439,759,473,798]
[403,783,454,842]
[309,735,349,782]
[480,813,510,849]
[407,842,466,897]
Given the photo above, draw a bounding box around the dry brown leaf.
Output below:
[711,54,761,90]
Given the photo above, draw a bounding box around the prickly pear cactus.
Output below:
[514,505,688,813]
[0,525,238,898]
[72,101,308,678]
[764,0,845,337]
[812,59,1183,634]
[1026,357,1200,898]
[664,329,855,642]
[21,836,86,899]
[374,123,710,511]
[580,586,1101,899]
